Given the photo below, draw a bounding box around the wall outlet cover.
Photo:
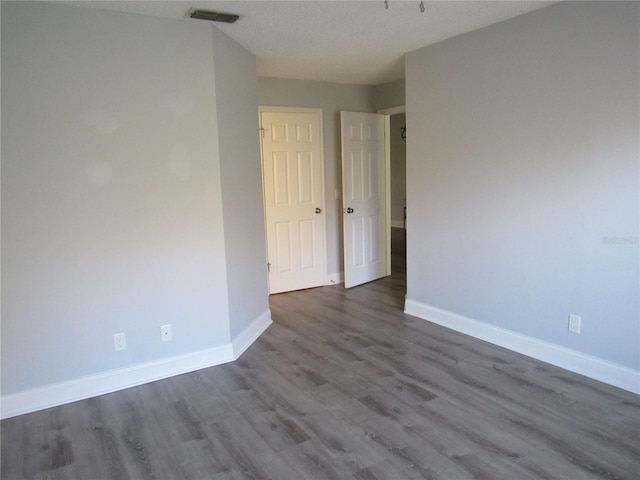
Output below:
[161,324,172,342]
[568,314,581,334]
[114,333,127,351]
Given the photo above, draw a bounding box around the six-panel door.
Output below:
[341,111,387,288]
[261,111,325,294]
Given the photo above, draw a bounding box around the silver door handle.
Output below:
[315,208,322,214]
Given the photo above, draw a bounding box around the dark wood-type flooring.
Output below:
[2,229,640,479]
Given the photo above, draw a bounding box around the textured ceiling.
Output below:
[66,0,556,85]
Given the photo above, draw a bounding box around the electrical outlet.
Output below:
[114,333,127,351]
[568,314,581,334]
[161,324,172,342]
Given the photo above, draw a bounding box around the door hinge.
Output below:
[259,127,265,138]
[267,262,271,272]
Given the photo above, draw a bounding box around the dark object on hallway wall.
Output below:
[189,9,240,24]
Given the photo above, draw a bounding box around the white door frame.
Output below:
[258,106,328,291]
[378,105,406,275]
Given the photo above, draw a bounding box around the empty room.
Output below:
[1,1,638,479]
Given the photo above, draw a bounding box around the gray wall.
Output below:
[375,78,406,111]
[406,2,639,369]
[1,3,267,395]
[390,113,407,227]
[257,78,376,277]
[212,29,270,338]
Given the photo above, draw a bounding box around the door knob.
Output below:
[315,208,322,214]
[346,207,354,214]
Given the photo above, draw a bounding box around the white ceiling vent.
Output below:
[188,9,240,24]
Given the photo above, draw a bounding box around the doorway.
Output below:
[381,107,407,279]
[260,105,406,294]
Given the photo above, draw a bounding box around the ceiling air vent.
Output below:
[189,9,240,24]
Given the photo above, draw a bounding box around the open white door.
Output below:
[341,111,388,288]
[261,109,326,294]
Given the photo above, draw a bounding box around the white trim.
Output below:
[1,310,273,420]
[390,220,405,229]
[404,299,640,395]
[259,106,321,115]
[1,345,234,419]
[378,105,406,116]
[326,271,345,285]
[231,309,272,358]
[384,114,392,275]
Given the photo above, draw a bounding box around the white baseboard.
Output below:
[390,220,405,229]
[404,299,640,395]
[1,309,273,420]
[326,272,344,285]
[231,309,272,358]
[1,346,234,419]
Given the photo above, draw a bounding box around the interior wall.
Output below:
[1,2,264,398]
[212,29,270,338]
[406,2,639,372]
[375,78,406,111]
[257,77,376,279]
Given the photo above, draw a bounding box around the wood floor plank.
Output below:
[204,413,300,480]
[354,458,428,480]
[275,440,344,480]
[1,414,26,478]
[62,397,128,480]
[238,409,311,453]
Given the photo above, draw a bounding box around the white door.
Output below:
[341,111,388,288]
[261,110,326,294]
